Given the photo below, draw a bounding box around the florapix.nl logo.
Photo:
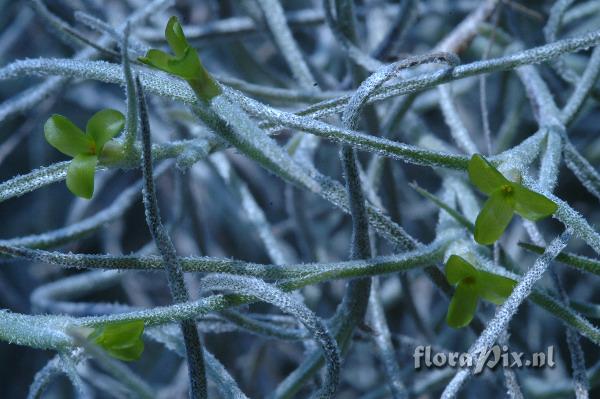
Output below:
[414,345,556,374]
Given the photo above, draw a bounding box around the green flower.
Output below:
[44,109,125,199]
[468,154,558,245]
[88,320,145,362]
[445,255,517,328]
[139,16,221,101]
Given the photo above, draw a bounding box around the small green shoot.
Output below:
[519,242,600,276]
[445,255,517,328]
[139,16,221,101]
[44,109,125,199]
[409,182,474,232]
[468,154,557,245]
[88,320,145,361]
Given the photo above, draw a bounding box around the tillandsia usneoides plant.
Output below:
[1,0,600,397]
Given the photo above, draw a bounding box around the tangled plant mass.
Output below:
[0,0,599,398]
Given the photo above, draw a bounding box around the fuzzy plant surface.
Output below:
[0,0,599,398]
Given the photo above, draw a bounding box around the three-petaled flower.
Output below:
[445,255,517,328]
[468,154,558,245]
[44,109,125,199]
[139,16,221,102]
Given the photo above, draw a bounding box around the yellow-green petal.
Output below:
[107,341,144,362]
[139,49,174,73]
[445,255,477,285]
[513,184,558,221]
[66,154,97,199]
[474,191,515,245]
[86,109,125,151]
[165,16,188,57]
[139,17,222,101]
[165,46,204,79]
[164,47,222,100]
[446,282,478,328]
[90,320,145,362]
[140,47,203,81]
[477,271,517,305]
[44,114,93,157]
[468,154,509,195]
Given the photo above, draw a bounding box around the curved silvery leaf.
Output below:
[44,114,94,157]
[519,242,600,276]
[200,274,340,398]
